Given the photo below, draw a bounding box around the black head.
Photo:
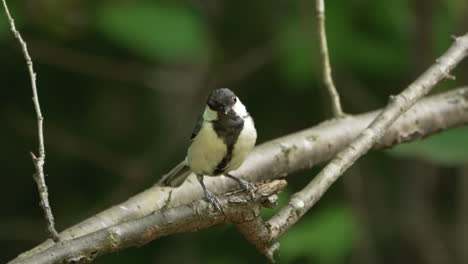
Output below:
[207,88,238,114]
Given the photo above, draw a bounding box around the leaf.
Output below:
[278,205,355,263]
[95,2,210,63]
[388,127,468,165]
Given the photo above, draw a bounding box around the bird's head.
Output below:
[206,88,247,119]
[207,88,237,115]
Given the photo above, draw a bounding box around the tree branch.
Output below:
[267,33,468,240]
[1,0,60,242]
[316,0,344,117]
[12,84,468,262]
[8,180,287,264]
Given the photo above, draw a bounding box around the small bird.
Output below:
[159,88,257,210]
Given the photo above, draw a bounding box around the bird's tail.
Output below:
[158,160,192,187]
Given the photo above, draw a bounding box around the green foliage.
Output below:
[261,189,292,219]
[433,5,454,56]
[275,0,411,89]
[206,256,240,264]
[95,2,210,63]
[388,127,468,165]
[326,0,409,77]
[278,205,355,263]
[0,1,22,40]
[447,0,468,23]
[275,18,318,87]
[1,0,465,263]
[0,14,6,39]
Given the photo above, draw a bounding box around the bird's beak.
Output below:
[222,106,231,114]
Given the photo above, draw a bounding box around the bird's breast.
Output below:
[227,116,257,171]
[187,115,256,176]
[187,122,227,175]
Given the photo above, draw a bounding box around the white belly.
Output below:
[187,122,227,175]
[226,116,257,171]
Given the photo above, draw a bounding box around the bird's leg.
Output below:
[225,173,256,199]
[196,174,223,212]
[159,189,173,212]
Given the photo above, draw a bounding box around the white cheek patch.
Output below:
[203,106,218,121]
[232,98,248,117]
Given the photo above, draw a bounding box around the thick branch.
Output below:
[267,33,468,239]
[1,0,59,242]
[13,85,468,262]
[9,181,287,264]
[316,0,344,117]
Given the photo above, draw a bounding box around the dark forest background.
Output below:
[1,0,468,263]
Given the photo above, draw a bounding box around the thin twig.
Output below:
[1,0,60,242]
[316,0,344,117]
[267,33,468,240]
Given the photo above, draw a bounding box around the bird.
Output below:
[159,88,257,210]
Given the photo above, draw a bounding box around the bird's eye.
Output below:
[233,97,237,103]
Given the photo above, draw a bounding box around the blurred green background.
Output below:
[1,0,468,263]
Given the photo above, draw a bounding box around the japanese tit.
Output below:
[159,88,257,210]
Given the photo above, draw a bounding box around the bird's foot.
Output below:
[204,190,223,212]
[225,173,256,199]
[237,178,256,199]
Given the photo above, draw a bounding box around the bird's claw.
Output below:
[204,190,223,212]
[237,178,256,199]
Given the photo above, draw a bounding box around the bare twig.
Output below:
[267,33,468,241]
[9,180,287,264]
[12,86,468,262]
[1,0,60,242]
[316,0,344,117]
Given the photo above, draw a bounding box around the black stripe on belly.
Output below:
[212,115,244,175]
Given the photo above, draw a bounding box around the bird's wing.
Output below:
[158,115,203,187]
[158,159,192,187]
[190,115,204,141]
